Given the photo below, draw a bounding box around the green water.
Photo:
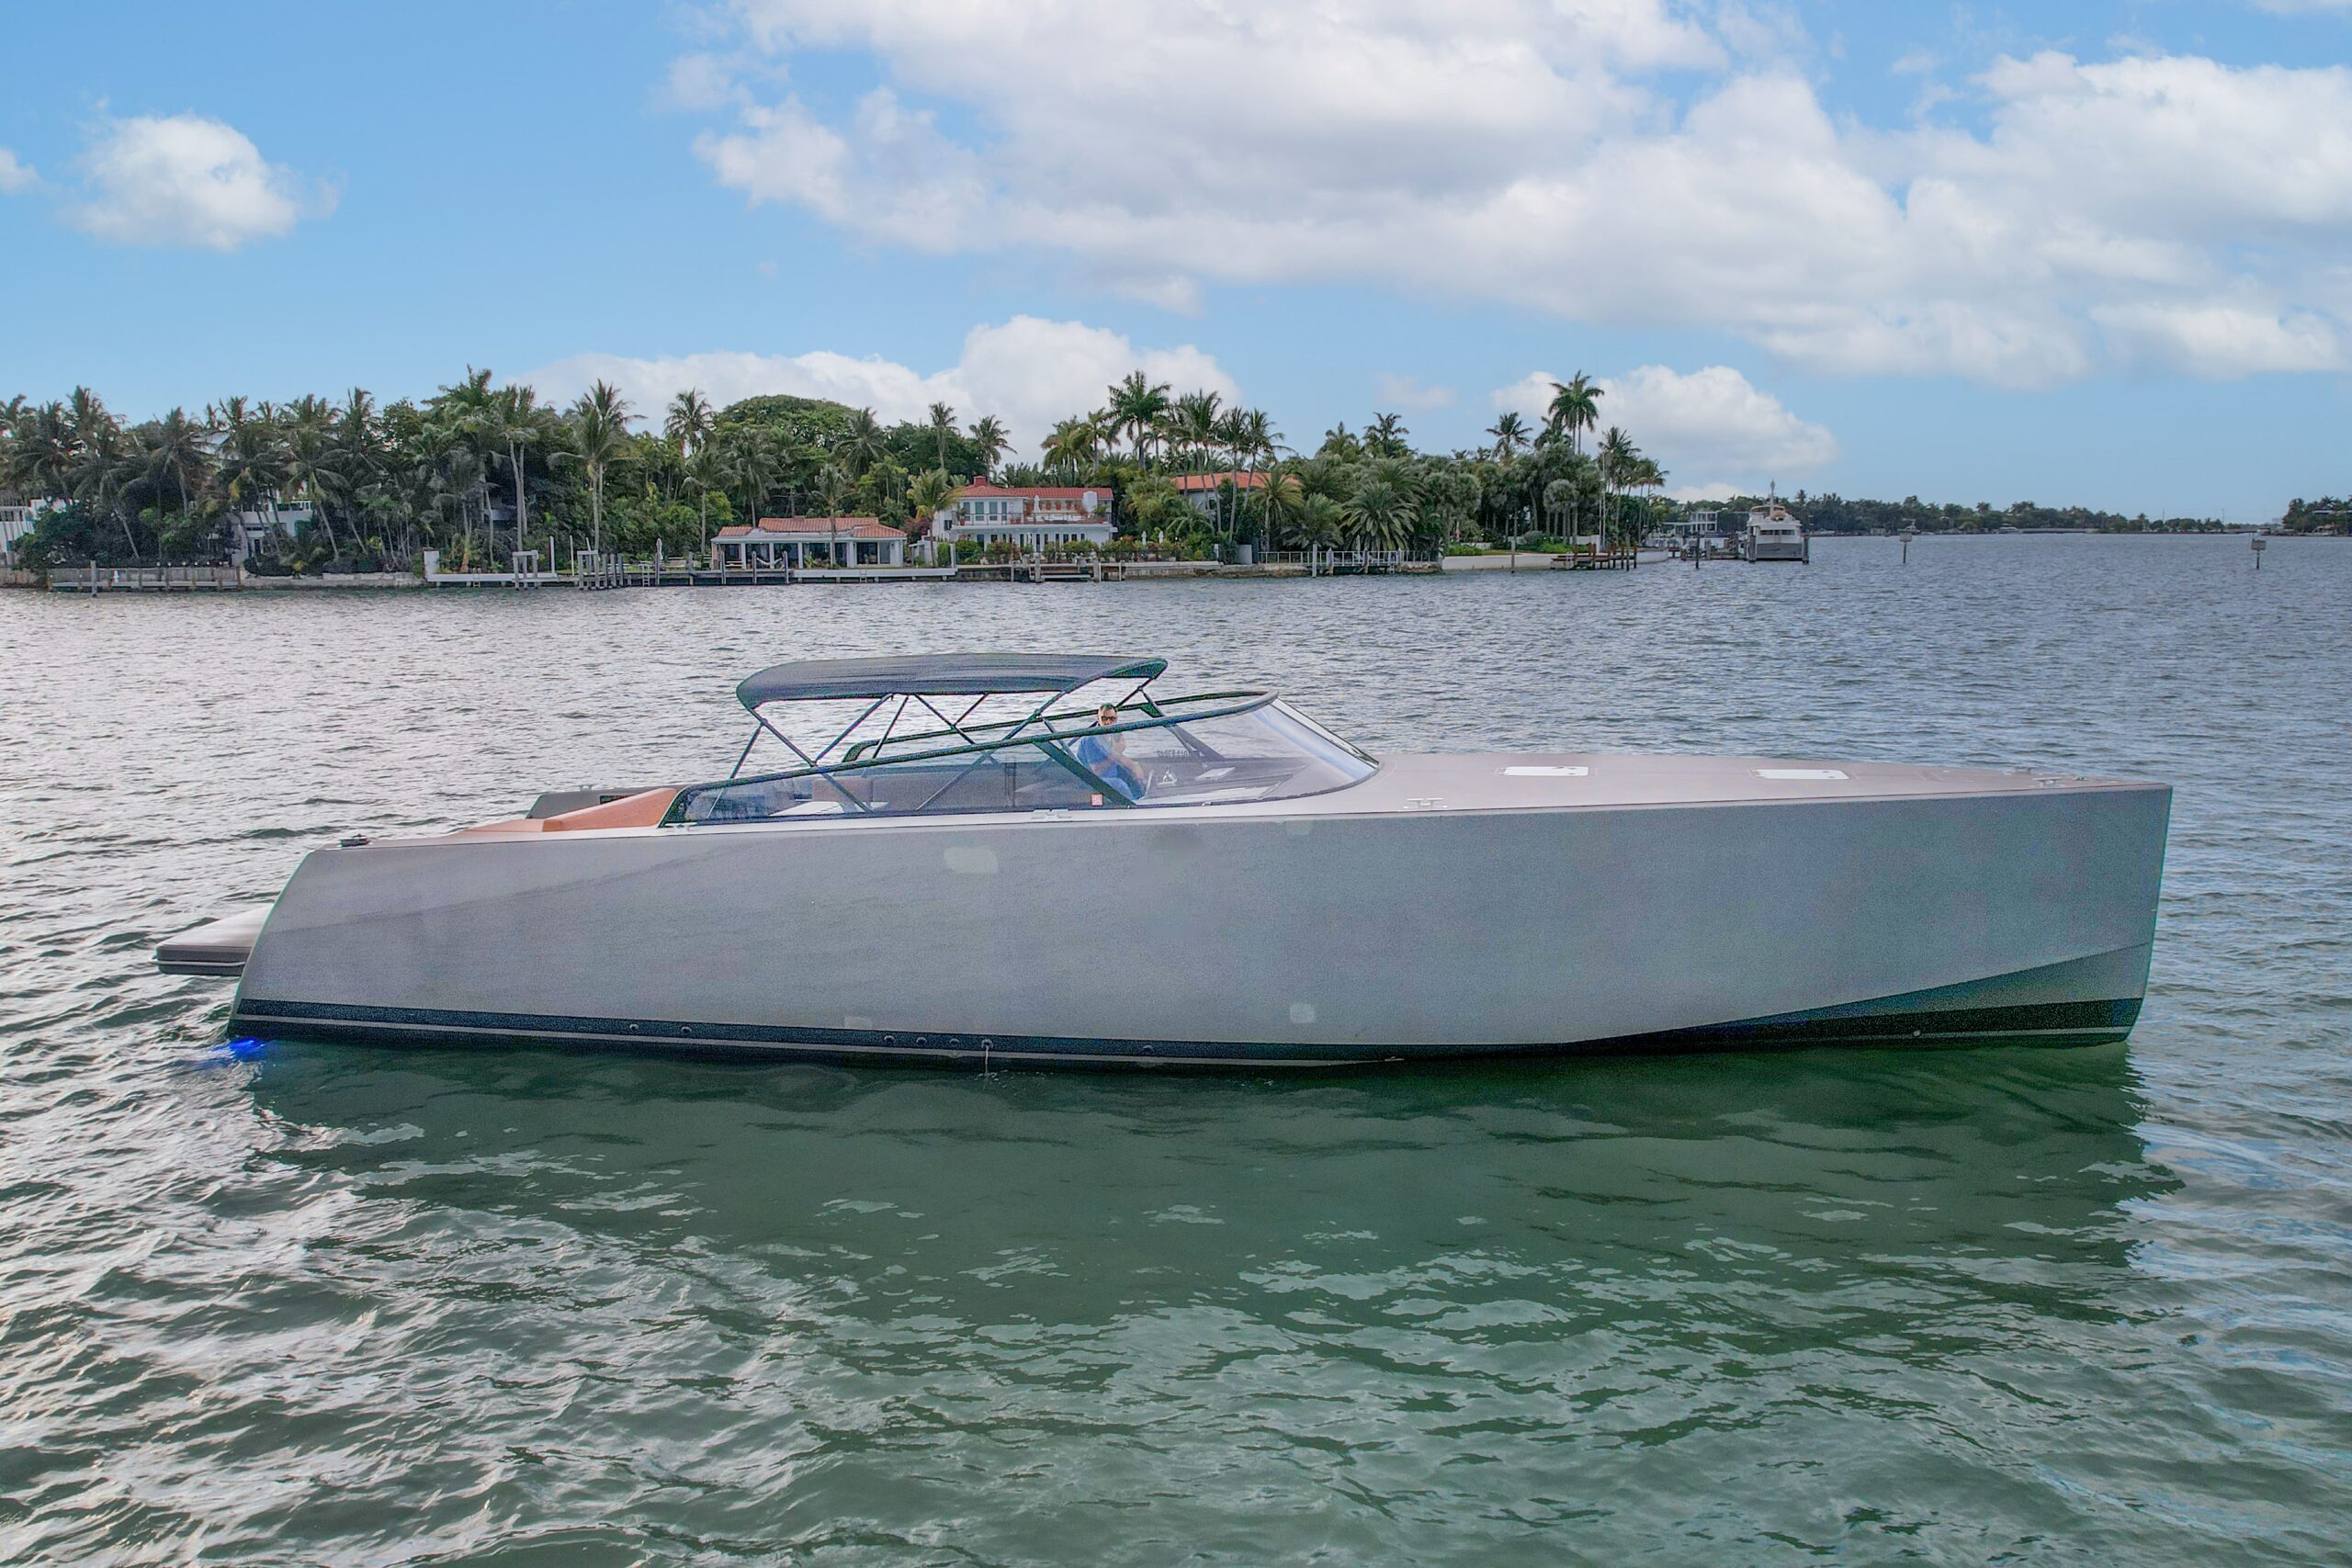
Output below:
[3,536,2347,1562]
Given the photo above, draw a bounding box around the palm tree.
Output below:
[1623,453,1667,544]
[217,413,288,548]
[1105,371,1172,465]
[1344,471,1413,551]
[1542,479,1576,538]
[1366,412,1410,459]
[283,396,344,557]
[334,389,390,551]
[1257,467,1306,548]
[815,461,849,566]
[1546,373,1602,454]
[5,400,74,500]
[1299,491,1348,554]
[838,408,887,479]
[67,399,143,561]
[1486,412,1529,459]
[1228,408,1279,546]
[564,380,632,554]
[718,425,777,525]
[494,385,559,565]
[1042,415,1104,482]
[925,401,957,471]
[1170,390,1222,470]
[908,468,957,536]
[1596,426,1638,548]
[664,389,715,457]
[144,406,209,533]
[966,414,1008,480]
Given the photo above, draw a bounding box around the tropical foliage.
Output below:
[2279,496,2351,535]
[1713,491,2233,536]
[4,370,2222,575]
[1,375,749,572]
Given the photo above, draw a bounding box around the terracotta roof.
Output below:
[956,483,1102,500]
[1170,470,1269,492]
[718,516,906,541]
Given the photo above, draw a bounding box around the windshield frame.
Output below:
[662,689,1378,826]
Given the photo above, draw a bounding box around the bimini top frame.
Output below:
[736,653,1167,709]
[671,653,1326,824]
[686,651,1204,818]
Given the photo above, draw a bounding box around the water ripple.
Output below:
[2,537,2349,1564]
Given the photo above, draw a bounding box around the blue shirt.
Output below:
[1073,733,1143,797]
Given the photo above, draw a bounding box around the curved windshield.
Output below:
[1101,702,1375,806]
[665,693,1376,824]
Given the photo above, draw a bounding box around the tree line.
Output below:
[3,367,2224,574]
[2280,496,2351,534]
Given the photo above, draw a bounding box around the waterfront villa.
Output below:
[1170,470,1270,518]
[714,517,908,570]
[932,482,1114,551]
[0,503,41,559]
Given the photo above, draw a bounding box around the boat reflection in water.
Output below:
[239,1040,2169,1331]
[220,1036,2177,1553]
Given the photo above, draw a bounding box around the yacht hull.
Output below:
[230,772,2169,1067]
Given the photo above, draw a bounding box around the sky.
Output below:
[2,1,2348,520]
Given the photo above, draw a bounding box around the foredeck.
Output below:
[1272,751,2157,818]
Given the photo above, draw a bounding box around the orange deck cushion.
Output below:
[540,788,682,832]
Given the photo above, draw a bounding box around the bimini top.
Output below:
[736,652,1166,710]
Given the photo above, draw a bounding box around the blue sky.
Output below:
[3,1,2348,519]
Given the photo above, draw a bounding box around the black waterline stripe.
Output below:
[232,995,2141,1063]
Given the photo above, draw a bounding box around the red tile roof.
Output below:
[717,516,906,541]
[956,483,1102,500]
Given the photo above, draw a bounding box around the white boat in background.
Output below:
[159,653,2169,1069]
[1745,500,1809,562]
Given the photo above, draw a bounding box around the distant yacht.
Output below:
[1744,496,1809,563]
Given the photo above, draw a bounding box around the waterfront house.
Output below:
[932,482,1114,552]
[0,503,40,559]
[1651,507,1735,550]
[1170,470,1270,519]
[714,517,908,570]
[229,502,311,559]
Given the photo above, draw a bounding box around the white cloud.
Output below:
[676,6,2352,384]
[1374,372,1455,410]
[0,148,35,195]
[521,315,1238,454]
[2092,298,2347,377]
[1492,365,1838,489]
[1105,274,1205,314]
[67,115,329,250]
[658,52,749,112]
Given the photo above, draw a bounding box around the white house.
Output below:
[933,483,1114,551]
[0,503,43,559]
[713,516,907,569]
[229,501,312,558]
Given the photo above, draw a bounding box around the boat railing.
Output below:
[834,689,1261,764]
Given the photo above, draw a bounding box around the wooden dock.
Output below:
[1547,548,1639,571]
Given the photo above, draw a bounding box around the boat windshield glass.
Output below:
[666,694,1375,825]
[1092,703,1374,807]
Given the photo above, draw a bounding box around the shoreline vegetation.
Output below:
[1,372,2258,581]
